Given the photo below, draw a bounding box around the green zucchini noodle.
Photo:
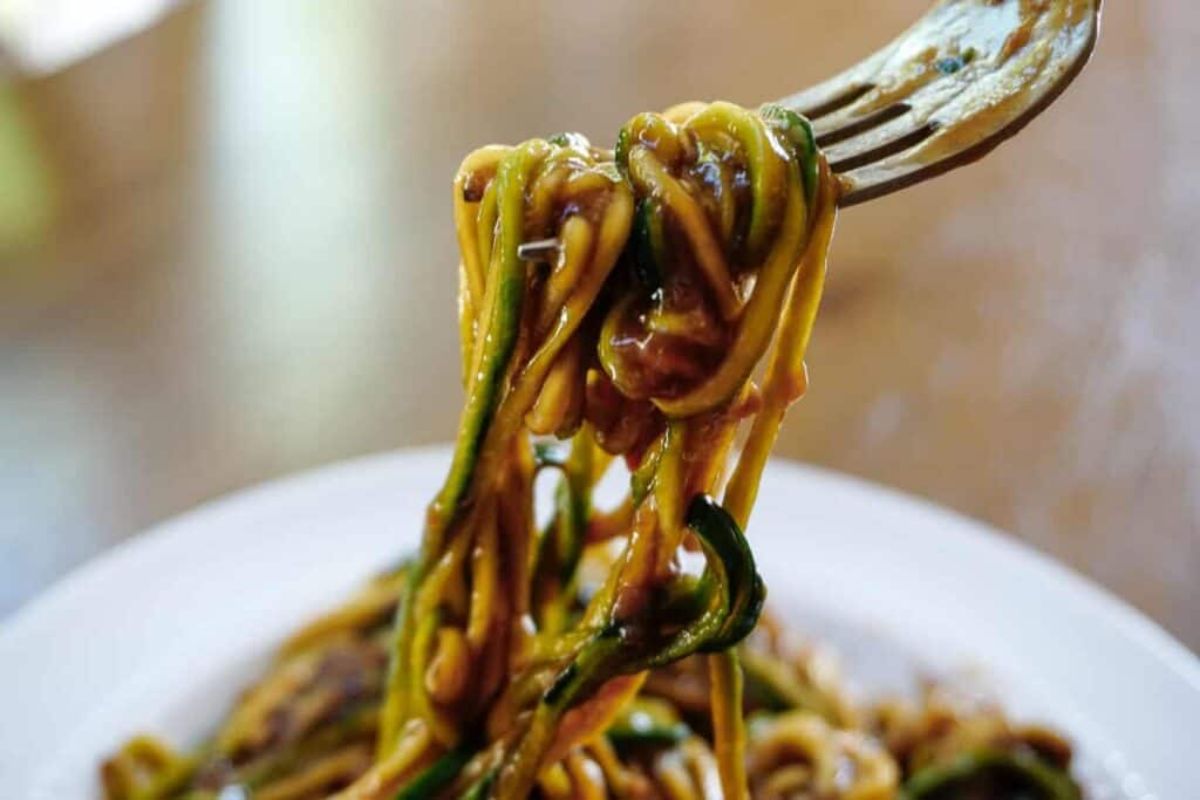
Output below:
[101,102,1082,800]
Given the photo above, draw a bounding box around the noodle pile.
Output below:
[102,102,1082,800]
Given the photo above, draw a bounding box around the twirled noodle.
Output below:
[101,102,1083,800]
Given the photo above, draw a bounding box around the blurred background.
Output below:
[1,1,1196,649]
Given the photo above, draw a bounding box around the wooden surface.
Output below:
[2,1,1196,650]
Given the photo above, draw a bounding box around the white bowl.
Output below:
[2,447,1197,798]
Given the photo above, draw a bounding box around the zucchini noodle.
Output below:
[101,102,1082,800]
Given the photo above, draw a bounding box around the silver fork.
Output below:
[518,0,1101,260]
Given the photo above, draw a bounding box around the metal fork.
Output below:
[518,0,1101,260]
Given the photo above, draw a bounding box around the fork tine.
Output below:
[828,122,938,174]
[781,42,897,121]
[800,84,875,121]
[822,106,933,164]
[815,103,912,147]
